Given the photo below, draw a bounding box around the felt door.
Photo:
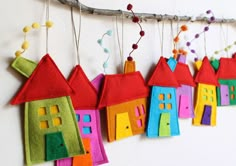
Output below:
[116,112,132,140]
[220,85,229,105]
[159,112,171,136]
[201,105,212,125]
[178,95,190,117]
[45,132,69,161]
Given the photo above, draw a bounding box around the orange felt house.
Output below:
[98,61,149,142]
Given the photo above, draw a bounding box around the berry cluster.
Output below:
[127,4,145,61]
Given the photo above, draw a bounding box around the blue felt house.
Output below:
[146,57,180,137]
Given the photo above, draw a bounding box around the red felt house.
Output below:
[98,71,149,142]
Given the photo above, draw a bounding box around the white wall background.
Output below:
[1,0,236,166]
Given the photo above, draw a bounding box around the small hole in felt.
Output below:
[126,126,129,129]
[86,151,89,154]
[166,123,170,125]
[60,144,64,146]
[50,105,59,114]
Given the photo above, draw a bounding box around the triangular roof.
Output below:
[174,62,196,87]
[216,57,236,79]
[98,71,149,108]
[195,56,219,86]
[148,57,180,87]
[11,54,73,105]
[68,65,99,110]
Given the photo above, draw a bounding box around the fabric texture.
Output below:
[11,54,73,104]
[216,57,236,79]
[68,65,98,109]
[11,56,37,78]
[195,56,219,86]
[148,57,180,87]
[98,71,149,108]
[124,60,136,73]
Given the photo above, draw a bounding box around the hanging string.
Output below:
[203,31,207,56]
[70,0,82,65]
[45,0,50,53]
[157,20,164,56]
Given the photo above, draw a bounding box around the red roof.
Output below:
[174,62,196,87]
[148,57,180,87]
[68,65,98,110]
[98,71,149,108]
[11,54,73,105]
[216,57,236,79]
[195,56,219,86]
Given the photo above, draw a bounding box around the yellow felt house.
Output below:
[193,56,219,126]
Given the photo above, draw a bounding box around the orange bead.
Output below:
[173,37,179,43]
[181,25,188,31]
[172,49,178,54]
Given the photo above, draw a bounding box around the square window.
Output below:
[40,121,49,129]
[83,127,92,134]
[210,90,213,94]
[76,114,80,122]
[203,95,207,100]
[137,120,142,127]
[135,107,140,117]
[203,88,208,93]
[231,86,235,91]
[83,115,91,122]
[167,94,171,99]
[140,105,145,114]
[159,94,164,100]
[50,105,59,114]
[159,103,165,110]
[209,97,214,102]
[38,107,46,116]
[53,117,62,126]
[231,94,235,99]
[167,103,172,110]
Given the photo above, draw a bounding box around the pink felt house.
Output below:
[57,65,108,166]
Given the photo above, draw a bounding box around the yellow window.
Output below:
[159,94,164,100]
[40,121,49,129]
[167,94,171,99]
[38,107,46,116]
[53,117,62,126]
[50,105,59,114]
[167,103,172,110]
[159,103,164,110]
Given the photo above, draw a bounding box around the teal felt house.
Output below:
[146,57,180,137]
[10,54,84,165]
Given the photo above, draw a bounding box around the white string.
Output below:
[157,20,164,56]
[46,0,50,53]
[70,0,82,65]
[220,23,228,57]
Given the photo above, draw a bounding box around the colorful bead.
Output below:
[15,50,22,57]
[186,42,191,46]
[46,21,53,28]
[132,16,139,23]
[191,49,195,53]
[21,41,29,50]
[204,26,209,31]
[104,48,109,53]
[195,34,199,38]
[174,37,179,43]
[127,4,133,10]
[140,31,145,36]
[180,25,188,31]
[132,44,138,49]
[206,10,212,14]
[23,26,31,33]
[106,30,112,36]
[97,39,102,45]
[127,56,133,61]
[32,22,40,29]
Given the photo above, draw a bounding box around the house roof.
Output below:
[98,71,149,108]
[195,56,219,86]
[216,57,236,79]
[68,65,99,110]
[174,62,196,87]
[11,54,73,105]
[148,57,180,87]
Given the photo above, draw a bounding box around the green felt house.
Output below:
[11,54,84,165]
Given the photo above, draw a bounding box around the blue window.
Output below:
[83,114,91,122]
[83,126,92,134]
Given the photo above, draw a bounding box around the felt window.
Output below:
[76,114,80,122]
[50,105,59,114]
[83,115,91,122]
[53,117,62,126]
[159,94,164,100]
[231,86,235,91]
[38,107,47,116]
[167,94,171,99]
[134,105,145,128]
[40,121,49,129]
[203,88,208,93]
[203,95,207,100]
[167,103,172,110]
[159,103,165,109]
[209,97,214,102]
[83,126,92,135]
[231,94,235,99]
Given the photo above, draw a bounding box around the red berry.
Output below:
[132,44,138,49]
[132,16,139,23]
[140,30,145,36]
[127,56,133,61]
[127,4,133,10]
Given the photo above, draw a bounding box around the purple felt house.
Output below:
[57,65,108,166]
[174,55,196,118]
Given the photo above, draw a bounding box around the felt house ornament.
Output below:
[212,56,236,106]
[174,54,196,118]
[11,54,85,165]
[193,56,219,126]
[98,60,149,142]
[57,65,108,166]
[146,57,180,137]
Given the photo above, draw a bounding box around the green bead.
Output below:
[104,48,109,53]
